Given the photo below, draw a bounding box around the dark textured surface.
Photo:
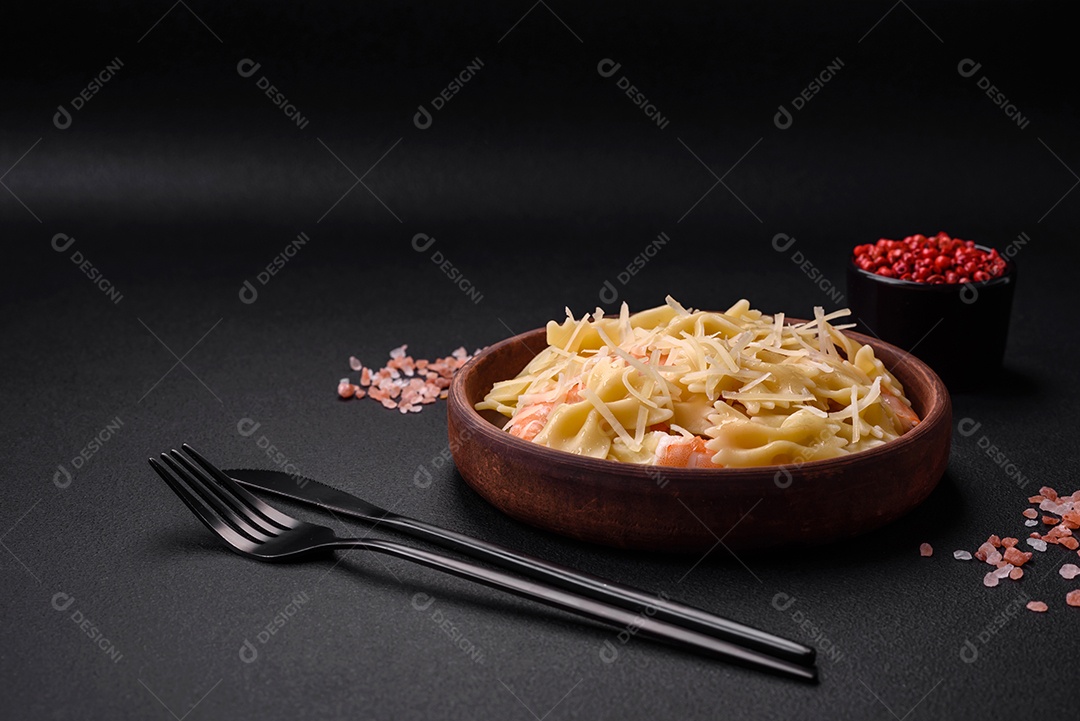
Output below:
[4,2,1080,719]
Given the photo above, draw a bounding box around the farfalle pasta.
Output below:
[476,297,920,468]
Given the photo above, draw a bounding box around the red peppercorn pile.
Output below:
[852,232,1008,284]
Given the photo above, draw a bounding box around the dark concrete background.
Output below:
[3,2,1078,719]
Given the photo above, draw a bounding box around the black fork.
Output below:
[148,444,817,682]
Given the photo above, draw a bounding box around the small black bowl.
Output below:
[846,246,1016,390]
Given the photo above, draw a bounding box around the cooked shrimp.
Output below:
[506,402,554,441]
[506,384,583,442]
[654,434,719,468]
[880,386,919,431]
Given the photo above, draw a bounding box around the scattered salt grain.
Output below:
[1067,590,1080,607]
[983,572,1000,588]
[1023,508,1038,519]
[1009,567,1024,580]
[919,543,933,557]
[1025,519,1039,527]
[337,344,482,414]
[1026,601,1048,612]
[993,563,1015,579]
[953,550,972,561]
[1003,547,1032,567]
[1059,563,1080,580]
[1026,538,1048,552]
[1040,499,1073,516]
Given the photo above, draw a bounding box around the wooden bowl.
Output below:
[447,325,952,552]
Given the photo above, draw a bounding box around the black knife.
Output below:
[226,467,817,669]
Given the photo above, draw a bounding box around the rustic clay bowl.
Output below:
[447,325,951,552]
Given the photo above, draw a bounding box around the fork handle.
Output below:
[378,515,814,666]
[346,537,815,682]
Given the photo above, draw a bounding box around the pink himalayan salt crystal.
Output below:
[1023,508,1038,519]
[337,379,354,399]
[339,345,478,413]
[919,543,933,557]
[1059,563,1080,580]
[1003,547,1032,567]
[1026,601,1048,612]
[953,550,972,561]
[1067,590,1080,607]
[1009,567,1024,580]
[992,564,1014,579]
[983,572,1000,588]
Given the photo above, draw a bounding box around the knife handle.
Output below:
[358,538,816,682]
[379,514,814,666]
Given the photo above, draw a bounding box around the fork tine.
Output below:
[181,443,298,530]
[148,458,256,553]
[161,453,276,543]
[168,449,287,538]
